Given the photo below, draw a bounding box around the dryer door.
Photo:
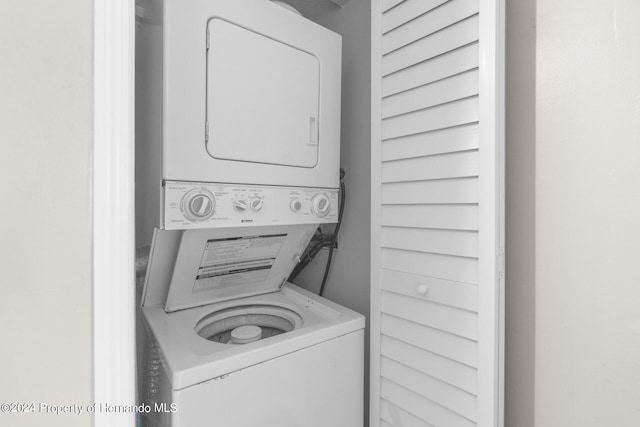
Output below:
[206,18,320,168]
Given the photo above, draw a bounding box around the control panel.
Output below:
[163,181,339,230]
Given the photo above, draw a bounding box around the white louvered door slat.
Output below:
[382,124,479,162]
[382,15,479,75]
[381,204,479,230]
[382,291,478,340]
[381,357,477,421]
[382,69,479,118]
[382,177,479,205]
[380,268,478,311]
[381,314,479,367]
[382,0,406,14]
[382,0,479,54]
[371,0,504,425]
[382,150,480,183]
[381,335,478,394]
[383,43,479,97]
[381,380,476,427]
[382,227,479,258]
[381,400,434,427]
[382,0,451,33]
[382,248,479,284]
[382,97,479,140]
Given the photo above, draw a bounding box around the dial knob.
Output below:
[233,198,248,212]
[249,197,264,212]
[290,199,302,212]
[182,189,215,222]
[311,193,331,218]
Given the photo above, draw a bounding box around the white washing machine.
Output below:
[141,225,364,427]
[136,0,342,245]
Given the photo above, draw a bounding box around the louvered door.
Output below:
[370,0,504,426]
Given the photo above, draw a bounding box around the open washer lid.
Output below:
[158,224,317,312]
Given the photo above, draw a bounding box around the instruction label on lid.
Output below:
[193,234,287,293]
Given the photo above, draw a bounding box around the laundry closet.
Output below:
[135,0,504,426]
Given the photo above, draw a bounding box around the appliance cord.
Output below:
[319,169,346,296]
[287,169,346,296]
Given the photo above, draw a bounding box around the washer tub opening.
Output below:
[195,305,303,345]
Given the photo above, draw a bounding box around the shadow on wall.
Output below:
[505,0,536,426]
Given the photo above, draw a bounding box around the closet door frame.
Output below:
[477,0,505,425]
[369,1,383,424]
[93,0,136,425]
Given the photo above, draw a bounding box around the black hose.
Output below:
[287,169,347,294]
[288,237,326,280]
[319,176,346,296]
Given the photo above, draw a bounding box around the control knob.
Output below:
[311,193,331,218]
[249,197,264,212]
[290,199,302,212]
[181,188,215,222]
[233,198,249,212]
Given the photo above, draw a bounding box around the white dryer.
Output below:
[136,0,342,245]
[141,225,364,427]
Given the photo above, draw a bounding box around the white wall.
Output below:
[290,0,371,340]
[291,1,370,330]
[0,1,93,426]
[535,1,640,425]
[289,0,371,312]
[287,0,371,424]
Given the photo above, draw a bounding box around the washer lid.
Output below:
[163,224,317,312]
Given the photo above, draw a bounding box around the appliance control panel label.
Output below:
[163,181,338,230]
[193,234,286,293]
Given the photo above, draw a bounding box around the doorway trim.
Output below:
[93,0,136,425]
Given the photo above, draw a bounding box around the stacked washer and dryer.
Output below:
[135,1,364,426]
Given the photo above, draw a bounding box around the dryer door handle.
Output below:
[309,116,318,145]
